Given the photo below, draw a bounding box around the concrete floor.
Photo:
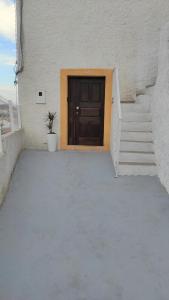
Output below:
[0,150,169,300]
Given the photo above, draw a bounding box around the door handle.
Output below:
[76,106,80,110]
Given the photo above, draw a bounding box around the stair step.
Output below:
[119,162,157,176]
[136,88,146,96]
[136,95,151,111]
[119,151,155,163]
[121,121,152,132]
[123,112,152,122]
[136,94,151,101]
[121,103,149,113]
[120,141,154,152]
[121,131,153,142]
[121,100,135,103]
[145,86,155,96]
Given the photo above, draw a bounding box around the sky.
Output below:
[0,0,16,102]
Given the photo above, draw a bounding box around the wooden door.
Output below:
[68,76,105,146]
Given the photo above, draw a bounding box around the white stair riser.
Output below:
[120,141,154,152]
[118,91,156,175]
[121,121,152,132]
[121,104,150,113]
[136,95,151,111]
[123,112,152,122]
[119,164,157,176]
[145,86,154,96]
[120,152,155,163]
[136,94,151,102]
[121,131,153,142]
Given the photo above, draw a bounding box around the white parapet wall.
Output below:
[153,22,169,193]
[0,129,24,206]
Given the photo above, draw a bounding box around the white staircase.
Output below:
[118,91,157,175]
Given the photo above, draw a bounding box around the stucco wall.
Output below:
[153,23,169,194]
[0,129,24,206]
[18,0,169,149]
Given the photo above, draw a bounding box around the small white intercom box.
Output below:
[36,90,46,104]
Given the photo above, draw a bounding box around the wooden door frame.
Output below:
[60,69,113,151]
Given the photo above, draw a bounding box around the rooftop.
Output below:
[0,150,169,299]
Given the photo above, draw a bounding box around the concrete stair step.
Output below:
[121,131,153,142]
[136,88,146,96]
[136,94,151,103]
[119,162,157,176]
[145,86,155,96]
[123,112,152,122]
[136,95,152,111]
[120,141,154,152]
[119,151,155,163]
[121,103,149,113]
[121,121,152,132]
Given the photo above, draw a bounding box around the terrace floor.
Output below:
[0,150,169,300]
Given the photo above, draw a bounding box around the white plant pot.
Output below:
[47,133,57,152]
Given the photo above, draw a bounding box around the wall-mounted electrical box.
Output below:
[36,90,46,104]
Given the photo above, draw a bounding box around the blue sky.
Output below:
[0,0,16,102]
[0,38,16,85]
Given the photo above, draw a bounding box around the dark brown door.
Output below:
[68,76,105,146]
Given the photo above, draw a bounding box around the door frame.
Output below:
[60,69,113,151]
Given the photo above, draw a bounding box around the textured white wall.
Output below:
[0,130,24,205]
[153,23,169,193]
[18,0,169,149]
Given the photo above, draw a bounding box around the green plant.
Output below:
[46,112,56,134]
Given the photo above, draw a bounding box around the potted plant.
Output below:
[46,112,57,152]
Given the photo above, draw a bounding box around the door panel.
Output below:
[68,76,105,146]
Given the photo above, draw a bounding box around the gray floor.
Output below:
[0,150,169,300]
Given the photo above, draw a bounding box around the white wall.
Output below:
[0,129,24,206]
[18,0,169,149]
[153,23,169,194]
